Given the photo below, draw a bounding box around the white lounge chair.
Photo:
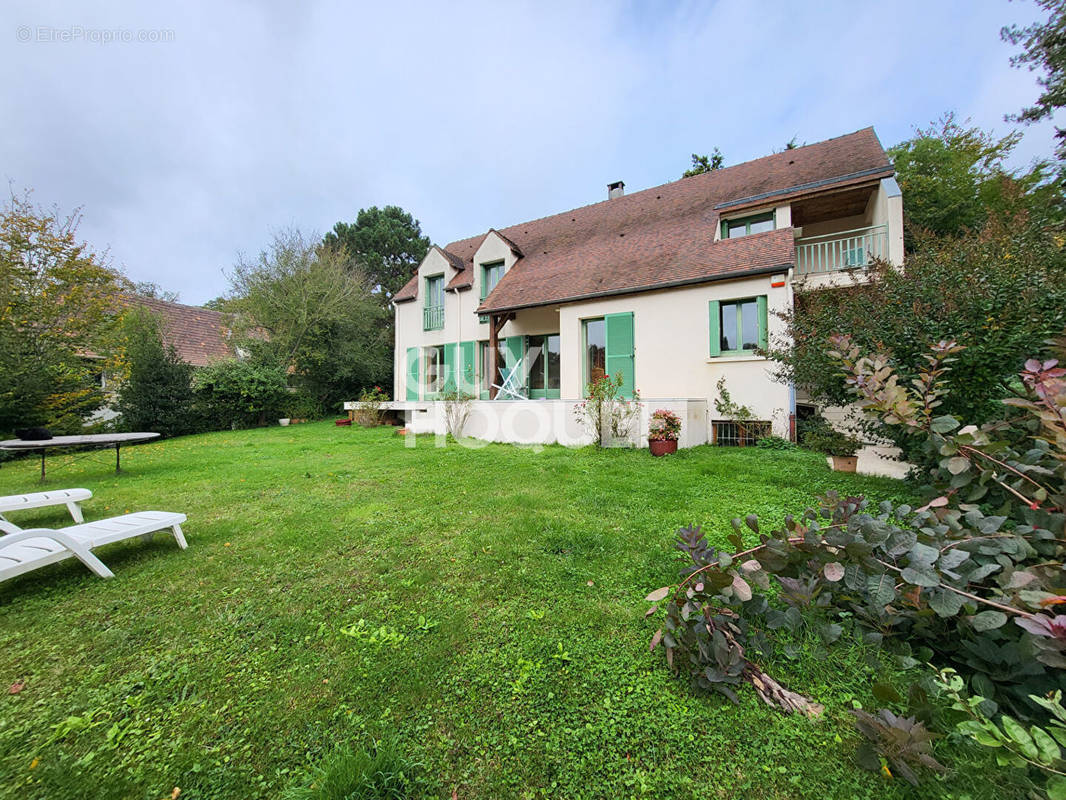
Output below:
[0,511,188,581]
[0,488,92,529]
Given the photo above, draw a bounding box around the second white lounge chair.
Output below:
[0,511,188,581]
[0,488,92,530]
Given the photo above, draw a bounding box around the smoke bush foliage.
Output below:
[645,339,1065,745]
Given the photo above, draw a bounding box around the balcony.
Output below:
[795,224,888,276]
[423,304,444,331]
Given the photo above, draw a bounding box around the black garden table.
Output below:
[0,432,160,479]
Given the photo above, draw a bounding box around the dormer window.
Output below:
[480,261,504,300]
[423,274,444,331]
[722,211,775,239]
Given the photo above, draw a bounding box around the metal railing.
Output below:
[795,224,888,275]
[423,304,444,331]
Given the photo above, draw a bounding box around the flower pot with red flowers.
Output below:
[648,408,681,456]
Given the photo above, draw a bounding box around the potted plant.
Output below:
[803,426,862,472]
[648,408,681,456]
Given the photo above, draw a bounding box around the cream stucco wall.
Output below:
[557,273,792,437]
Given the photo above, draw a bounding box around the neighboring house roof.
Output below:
[119,295,234,366]
[394,127,892,312]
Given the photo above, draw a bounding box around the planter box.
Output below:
[649,439,678,457]
[335,419,351,426]
[831,455,858,472]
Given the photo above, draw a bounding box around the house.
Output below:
[87,296,235,422]
[387,128,903,448]
[116,295,234,367]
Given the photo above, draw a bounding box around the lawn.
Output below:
[0,424,1019,799]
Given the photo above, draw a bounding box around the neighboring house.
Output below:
[88,296,235,422]
[116,295,234,367]
[389,128,903,449]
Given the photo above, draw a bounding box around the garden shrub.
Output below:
[353,386,389,427]
[115,308,196,437]
[193,359,289,429]
[573,373,641,447]
[755,435,795,451]
[644,337,1066,793]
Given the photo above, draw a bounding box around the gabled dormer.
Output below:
[473,229,522,308]
[393,245,467,331]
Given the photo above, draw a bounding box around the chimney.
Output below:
[607,180,625,200]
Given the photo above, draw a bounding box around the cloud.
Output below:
[0,0,1059,303]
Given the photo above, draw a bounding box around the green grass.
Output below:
[0,424,1026,799]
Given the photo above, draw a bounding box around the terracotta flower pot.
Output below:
[649,439,678,457]
[831,455,858,472]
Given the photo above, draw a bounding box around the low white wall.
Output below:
[347,399,709,448]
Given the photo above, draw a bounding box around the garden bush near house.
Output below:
[441,390,473,439]
[353,386,389,427]
[755,435,795,451]
[801,427,861,458]
[572,373,641,447]
[645,338,1066,794]
[193,359,289,429]
[769,210,1066,463]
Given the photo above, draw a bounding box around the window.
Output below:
[583,318,606,387]
[479,339,508,398]
[709,296,767,356]
[481,262,504,299]
[478,262,504,324]
[424,345,444,396]
[526,333,561,398]
[423,275,444,330]
[712,420,772,447]
[722,211,775,239]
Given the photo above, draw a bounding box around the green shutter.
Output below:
[604,312,635,398]
[459,340,476,396]
[708,301,721,357]
[405,347,419,400]
[442,343,457,394]
[756,295,768,351]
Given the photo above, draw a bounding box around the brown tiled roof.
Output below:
[118,295,234,366]
[395,127,892,312]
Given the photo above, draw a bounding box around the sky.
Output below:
[2,0,1061,305]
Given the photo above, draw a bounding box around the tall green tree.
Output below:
[115,307,195,437]
[887,114,1061,246]
[682,148,724,177]
[1003,0,1066,160]
[0,192,122,435]
[323,206,430,303]
[227,229,390,411]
